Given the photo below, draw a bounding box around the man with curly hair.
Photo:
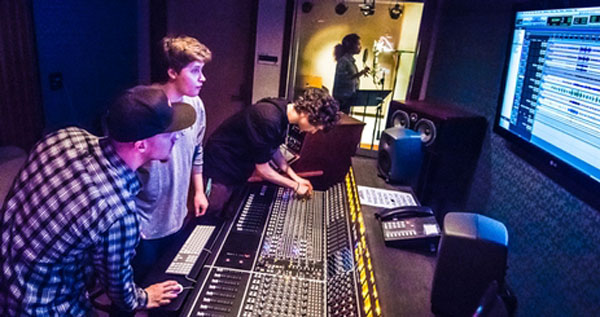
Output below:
[203,87,340,214]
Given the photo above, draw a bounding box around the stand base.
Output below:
[356,147,378,158]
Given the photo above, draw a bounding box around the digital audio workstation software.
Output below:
[498,6,600,182]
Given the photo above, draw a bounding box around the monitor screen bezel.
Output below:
[493,4,600,211]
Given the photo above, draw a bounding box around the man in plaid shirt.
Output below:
[0,86,194,315]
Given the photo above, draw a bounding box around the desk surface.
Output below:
[352,155,436,317]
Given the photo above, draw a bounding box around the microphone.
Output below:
[362,48,368,64]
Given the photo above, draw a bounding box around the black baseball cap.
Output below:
[106,85,196,142]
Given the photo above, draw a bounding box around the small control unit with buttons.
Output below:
[375,205,441,251]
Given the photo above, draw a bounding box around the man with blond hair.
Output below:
[132,35,213,281]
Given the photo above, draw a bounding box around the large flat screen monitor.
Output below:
[495,6,600,208]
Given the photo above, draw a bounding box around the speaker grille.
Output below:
[384,100,487,213]
[391,110,410,128]
[415,118,436,146]
[377,149,392,176]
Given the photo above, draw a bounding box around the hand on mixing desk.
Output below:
[295,182,312,200]
[145,280,180,308]
[297,177,313,193]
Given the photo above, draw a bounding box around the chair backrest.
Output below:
[430,212,509,316]
[473,281,509,317]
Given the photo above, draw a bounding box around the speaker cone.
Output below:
[378,150,391,175]
[391,110,410,128]
[415,118,436,146]
[410,112,419,123]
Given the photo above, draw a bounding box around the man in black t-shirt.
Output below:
[204,88,340,213]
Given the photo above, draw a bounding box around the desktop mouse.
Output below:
[173,283,184,295]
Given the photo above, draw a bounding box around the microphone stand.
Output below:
[356,48,369,118]
[390,50,414,101]
[370,73,386,150]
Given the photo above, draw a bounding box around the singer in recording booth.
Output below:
[203,87,340,217]
[332,33,371,114]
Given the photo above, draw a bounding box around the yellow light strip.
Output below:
[363,296,372,314]
[346,168,382,316]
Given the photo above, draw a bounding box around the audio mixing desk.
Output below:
[177,169,379,316]
[144,159,436,317]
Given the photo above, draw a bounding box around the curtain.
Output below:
[0,0,44,150]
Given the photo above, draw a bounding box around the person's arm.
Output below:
[351,66,370,79]
[338,57,369,80]
[93,215,179,311]
[271,150,313,194]
[192,168,208,216]
[255,162,311,196]
[192,102,209,216]
[246,102,312,194]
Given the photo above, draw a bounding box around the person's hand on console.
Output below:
[145,280,181,308]
[172,283,184,295]
[296,177,313,195]
[295,181,312,200]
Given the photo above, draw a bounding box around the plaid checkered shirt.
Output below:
[0,127,147,315]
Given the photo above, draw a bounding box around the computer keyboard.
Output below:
[166,225,215,275]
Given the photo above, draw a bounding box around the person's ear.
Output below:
[167,68,178,80]
[134,140,147,153]
[298,111,310,120]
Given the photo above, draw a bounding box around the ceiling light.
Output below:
[389,3,403,20]
[301,1,313,13]
[335,2,348,15]
[359,0,375,17]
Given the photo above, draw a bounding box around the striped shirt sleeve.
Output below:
[93,213,147,311]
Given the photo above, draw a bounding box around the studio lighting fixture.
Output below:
[389,3,403,19]
[359,0,375,16]
[301,1,313,13]
[335,1,348,15]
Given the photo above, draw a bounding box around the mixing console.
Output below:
[180,169,381,316]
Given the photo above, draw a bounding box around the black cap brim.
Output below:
[164,102,197,133]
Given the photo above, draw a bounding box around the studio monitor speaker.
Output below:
[431,212,508,317]
[385,101,487,219]
[377,127,423,186]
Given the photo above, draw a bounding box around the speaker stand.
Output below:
[369,103,383,150]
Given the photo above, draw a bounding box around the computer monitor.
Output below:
[494,5,600,209]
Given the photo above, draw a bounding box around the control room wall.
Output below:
[32,0,138,135]
[164,0,258,138]
[424,0,600,315]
